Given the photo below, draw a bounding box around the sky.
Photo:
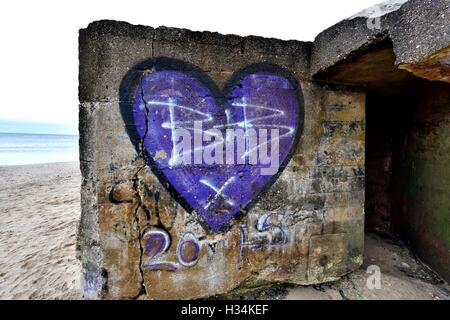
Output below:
[0,0,386,135]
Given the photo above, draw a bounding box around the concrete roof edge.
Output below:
[310,0,450,77]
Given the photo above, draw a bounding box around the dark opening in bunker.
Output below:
[314,39,450,281]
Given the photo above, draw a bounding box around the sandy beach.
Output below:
[0,162,82,299]
[0,162,448,300]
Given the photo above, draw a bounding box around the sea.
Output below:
[0,132,79,166]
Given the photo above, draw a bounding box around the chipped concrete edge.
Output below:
[310,0,450,77]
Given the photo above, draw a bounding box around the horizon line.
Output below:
[0,131,79,136]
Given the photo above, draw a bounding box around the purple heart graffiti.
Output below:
[121,59,303,232]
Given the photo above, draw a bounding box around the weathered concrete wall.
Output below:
[390,82,450,281]
[78,20,365,299]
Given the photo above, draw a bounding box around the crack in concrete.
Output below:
[131,74,151,298]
